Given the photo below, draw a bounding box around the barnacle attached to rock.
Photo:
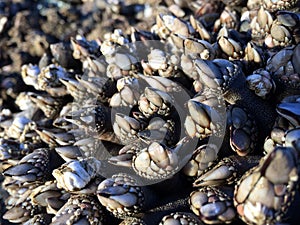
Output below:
[97,173,144,218]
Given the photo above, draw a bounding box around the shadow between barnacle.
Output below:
[71,40,227,186]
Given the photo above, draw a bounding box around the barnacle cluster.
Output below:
[0,0,300,225]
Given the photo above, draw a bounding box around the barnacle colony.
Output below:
[0,0,300,224]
